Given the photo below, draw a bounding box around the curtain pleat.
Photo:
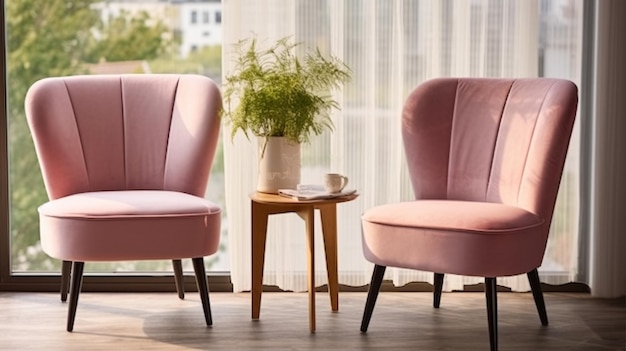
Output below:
[589,0,626,298]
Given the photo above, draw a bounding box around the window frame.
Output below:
[0,2,232,293]
[0,0,591,295]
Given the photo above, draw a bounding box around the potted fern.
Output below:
[223,36,351,193]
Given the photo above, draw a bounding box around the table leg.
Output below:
[297,207,316,332]
[319,204,339,312]
[251,201,269,320]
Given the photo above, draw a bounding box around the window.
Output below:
[1,0,591,294]
[222,0,584,293]
[1,0,226,287]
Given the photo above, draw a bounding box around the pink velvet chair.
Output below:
[360,78,578,350]
[24,74,223,331]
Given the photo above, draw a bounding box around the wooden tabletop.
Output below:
[249,191,359,205]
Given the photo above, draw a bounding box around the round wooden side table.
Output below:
[249,191,358,333]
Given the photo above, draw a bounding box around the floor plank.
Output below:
[0,291,624,350]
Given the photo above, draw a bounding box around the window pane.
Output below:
[6,0,227,274]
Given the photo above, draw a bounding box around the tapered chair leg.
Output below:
[172,259,185,300]
[527,268,549,326]
[433,273,444,308]
[60,260,72,302]
[485,277,498,351]
[192,257,212,326]
[67,261,85,332]
[360,264,386,332]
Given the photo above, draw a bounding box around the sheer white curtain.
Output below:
[223,0,582,293]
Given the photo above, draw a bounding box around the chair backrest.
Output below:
[402,78,578,223]
[25,74,222,200]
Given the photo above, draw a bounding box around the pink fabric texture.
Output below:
[362,78,578,277]
[25,74,223,262]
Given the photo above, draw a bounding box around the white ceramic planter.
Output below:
[257,136,301,193]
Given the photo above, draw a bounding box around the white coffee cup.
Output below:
[324,173,349,193]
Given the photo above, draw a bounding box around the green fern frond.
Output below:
[222,36,352,144]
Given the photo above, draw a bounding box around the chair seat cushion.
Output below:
[38,190,221,261]
[361,200,546,277]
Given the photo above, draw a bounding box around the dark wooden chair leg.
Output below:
[433,272,444,308]
[192,257,212,326]
[360,264,386,332]
[60,260,72,302]
[67,261,85,332]
[172,259,185,300]
[485,277,498,351]
[527,268,549,326]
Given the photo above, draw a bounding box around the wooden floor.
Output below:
[0,291,624,350]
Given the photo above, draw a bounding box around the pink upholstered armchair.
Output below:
[360,78,578,350]
[24,74,223,331]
